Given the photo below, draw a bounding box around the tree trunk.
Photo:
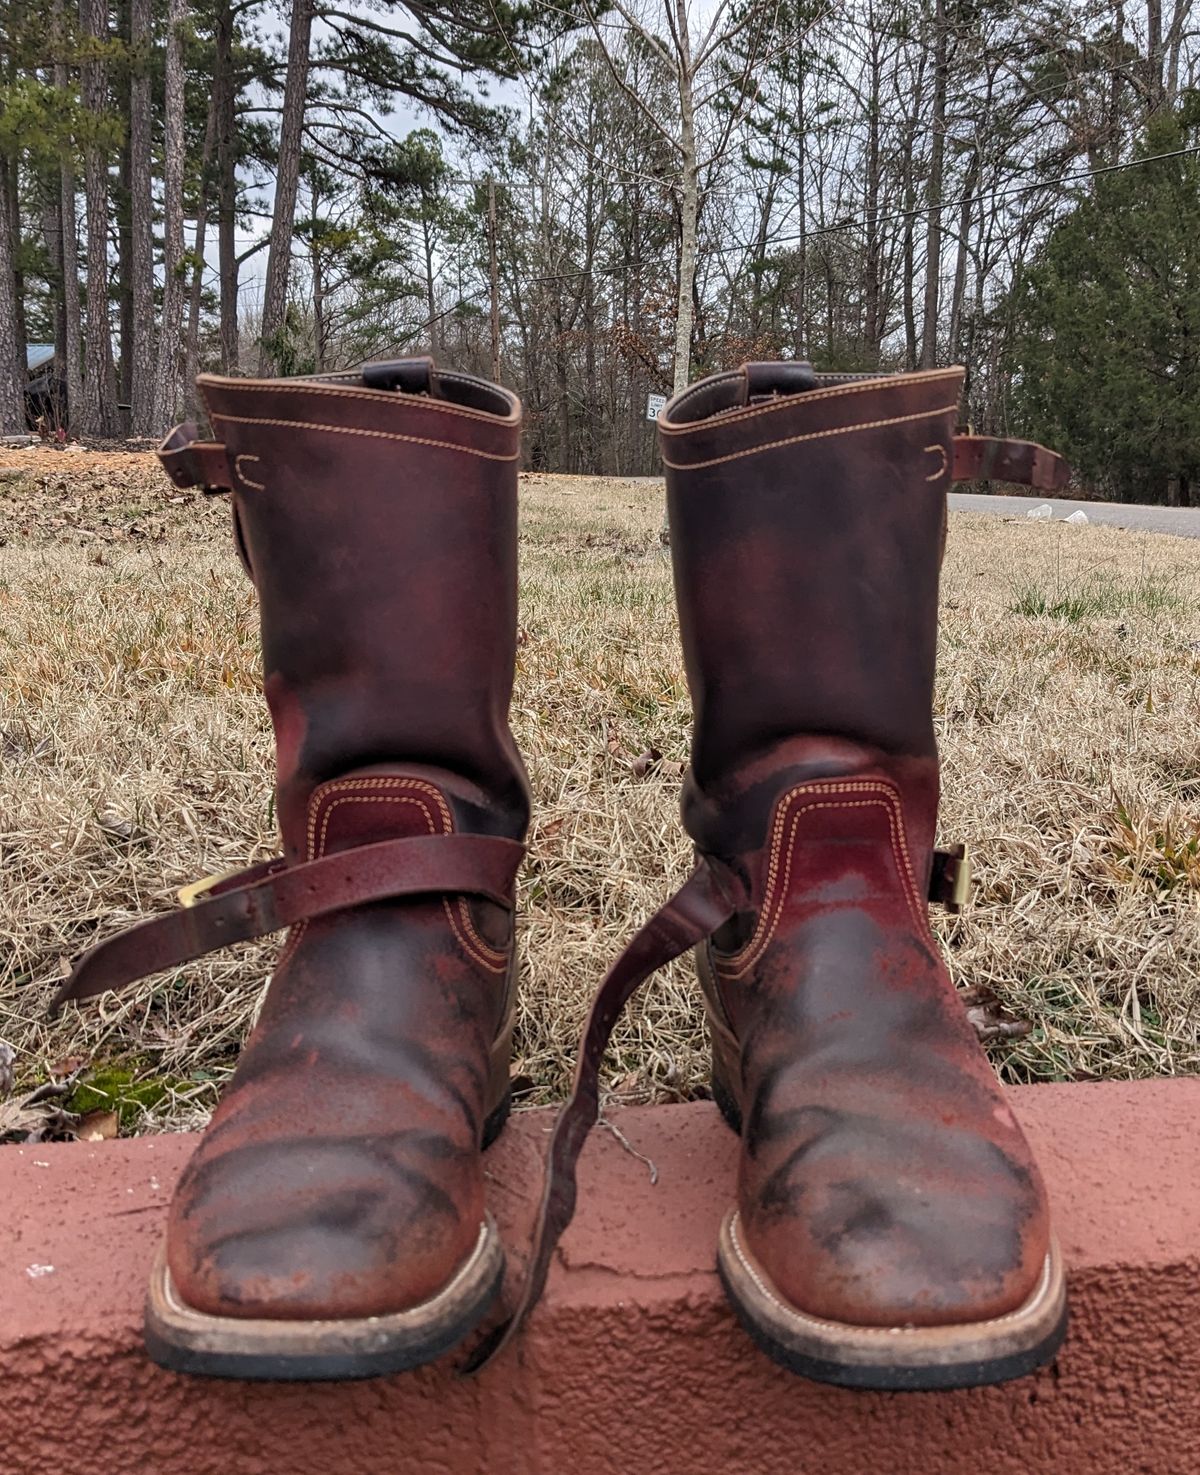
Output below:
[948,145,980,363]
[184,102,217,417]
[863,34,882,360]
[80,0,121,437]
[215,0,239,372]
[116,0,132,420]
[312,228,325,372]
[0,161,24,433]
[421,214,437,354]
[54,0,84,432]
[1146,0,1165,113]
[40,191,68,428]
[154,0,188,429]
[672,69,698,386]
[258,0,315,374]
[920,0,947,370]
[128,0,156,432]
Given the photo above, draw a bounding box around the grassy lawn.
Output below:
[1,448,1198,1135]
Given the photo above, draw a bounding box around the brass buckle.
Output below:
[937,843,972,913]
[177,867,243,908]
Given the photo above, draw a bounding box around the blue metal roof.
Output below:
[27,344,55,372]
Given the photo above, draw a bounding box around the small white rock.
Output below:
[25,1264,55,1278]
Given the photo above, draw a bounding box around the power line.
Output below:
[764,142,1200,247]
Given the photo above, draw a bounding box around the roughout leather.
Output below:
[663,363,1055,1330]
[146,366,529,1323]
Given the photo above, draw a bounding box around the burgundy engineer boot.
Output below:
[478,362,1070,1392]
[54,358,529,1380]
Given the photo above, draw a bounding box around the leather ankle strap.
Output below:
[952,435,1069,491]
[52,834,524,1012]
[463,856,747,1374]
[463,841,971,1373]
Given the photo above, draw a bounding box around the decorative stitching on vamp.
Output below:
[660,404,958,470]
[721,779,927,980]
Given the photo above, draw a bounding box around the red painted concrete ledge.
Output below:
[2,1081,1199,1475]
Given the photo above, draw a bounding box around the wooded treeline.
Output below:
[1,0,1197,501]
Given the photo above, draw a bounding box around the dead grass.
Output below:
[1,451,1198,1134]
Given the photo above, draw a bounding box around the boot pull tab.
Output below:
[740,360,819,405]
[157,422,234,493]
[361,356,442,398]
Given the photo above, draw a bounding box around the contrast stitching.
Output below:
[722,780,927,980]
[196,375,519,427]
[234,454,265,490]
[923,444,948,483]
[659,369,961,435]
[307,776,454,855]
[727,1212,1055,1335]
[659,405,958,471]
[312,781,506,972]
[207,412,520,463]
[304,777,508,973]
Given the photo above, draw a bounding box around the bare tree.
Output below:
[578,0,780,391]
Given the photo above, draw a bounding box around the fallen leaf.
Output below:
[97,808,137,842]
[49,1054,87,1082]
[960,985,1033,1044]
[631,747,663,777]
[73,1110,119,1142]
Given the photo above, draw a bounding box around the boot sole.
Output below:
[709,1036,1068,1391]
[144,1088,513,1381]
[717,1210,1068,1391]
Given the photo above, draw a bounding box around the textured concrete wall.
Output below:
[2,1081,1198,1475]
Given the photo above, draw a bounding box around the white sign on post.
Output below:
[646,393,667,422]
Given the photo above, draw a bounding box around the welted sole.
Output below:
[144,1088,513,1382]
[709,1037,1068,1391]
[717,1211,1068,1392]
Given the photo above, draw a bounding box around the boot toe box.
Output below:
[167,1135,484,1321]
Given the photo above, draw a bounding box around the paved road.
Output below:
[949,491,1200,539]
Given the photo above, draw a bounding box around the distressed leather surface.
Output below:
[664,365,1053,1329]
[161,368,530,1320]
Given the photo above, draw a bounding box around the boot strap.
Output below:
[464,841,971,1373]
[952,435,1069,490]
[462,855,748,1374]
[157,422,1068,497]
[159,422,234,492]
[51,834,525,1013]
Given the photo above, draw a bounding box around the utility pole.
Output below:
[488,177,501,383]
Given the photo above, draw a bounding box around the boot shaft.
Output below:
[660,364,961,861]
[194,360,530,858]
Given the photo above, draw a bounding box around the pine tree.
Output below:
[1009,103,1200,504]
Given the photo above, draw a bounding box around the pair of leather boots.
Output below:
[56,358,1070,1391]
